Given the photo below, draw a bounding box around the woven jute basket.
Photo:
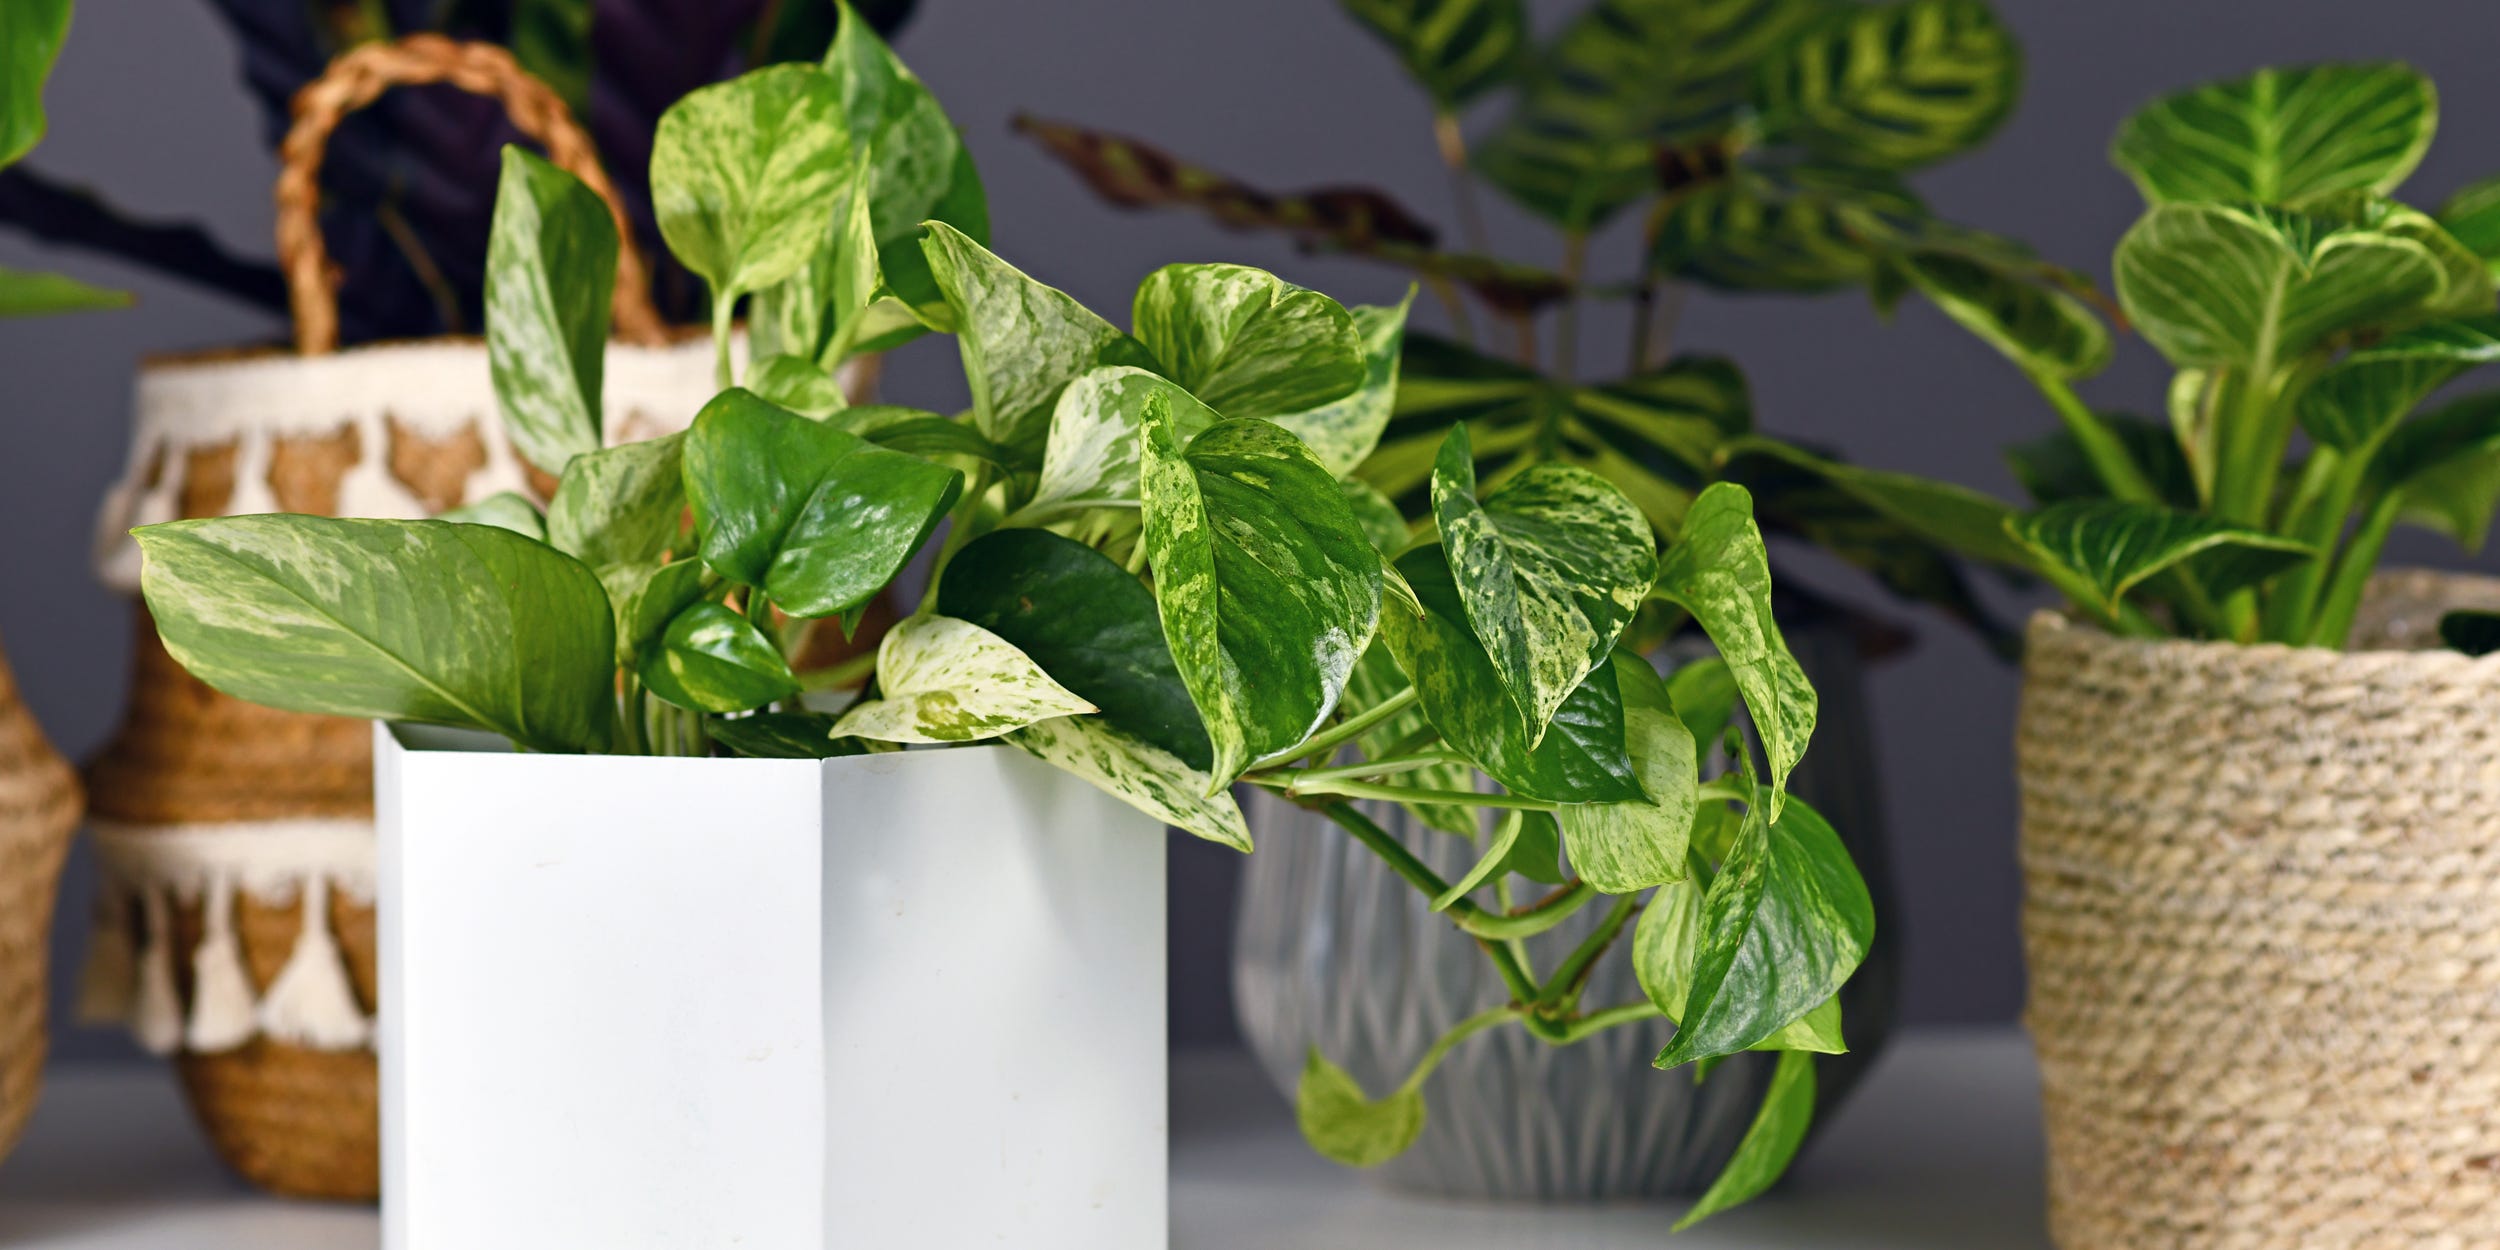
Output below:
[2018,571,2500,1249]
[0,635,81,1167]
[79,35,697,1203]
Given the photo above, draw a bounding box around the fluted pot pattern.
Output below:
[1234,620,1901,1200]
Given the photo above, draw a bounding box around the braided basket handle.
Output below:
[274,34,668,355]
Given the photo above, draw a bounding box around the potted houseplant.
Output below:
[0,0,111,1170]
[1020,0,2062,1197]
[1720,60,2500,1245]
[131,33,1876,1242]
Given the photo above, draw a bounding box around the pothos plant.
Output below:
[1,0,124,317]
[126,13,1870,1232]
[1753,61,2500,648]
[1019,0,2087,650]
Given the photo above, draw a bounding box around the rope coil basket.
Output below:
[2017,573,2500,1249]
[0,637,81,1167]
[77,34,748,1201]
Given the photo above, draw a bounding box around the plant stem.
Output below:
[1555,232,1588,382]
[712,296,738,391]
[1537,895,1639,1013]
[1315,803,1597,942]
[2029,368,2159,504]
[1396,1005,1518,1097]
[1294,778,1556,809]
[800,648,881,693]
[1422,273,1479,348]
[1491,875,1533,984]
[1282,750,1463,792]
[1255,686,1420,771]
[1507,314,1538,369]
[1643,280,1689,370]
[1432,112,1491,257]
[2306,489,2402,648]
[1555,1001,1665,1043]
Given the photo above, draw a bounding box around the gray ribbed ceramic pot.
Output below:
[1232,618,1902,1201]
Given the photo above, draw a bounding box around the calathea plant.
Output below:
[1755,61,2500,648]
[125,10,1870,1229]
[1020,0,2089,650]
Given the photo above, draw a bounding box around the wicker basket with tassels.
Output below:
[72,35,858,1201]
[0,634,81,1168]
[2018,571,2500,1249]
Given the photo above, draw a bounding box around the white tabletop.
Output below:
[0,1029,2048,1248]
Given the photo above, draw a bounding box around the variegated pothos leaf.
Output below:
[833,614,1096,743]
[1132,263,1367,419]
[1009,713,1251,851]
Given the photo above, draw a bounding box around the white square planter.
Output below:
[375,726,1168,1249]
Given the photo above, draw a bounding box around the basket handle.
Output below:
[273,34,669,355]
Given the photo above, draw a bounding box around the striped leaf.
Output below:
[1648,165,1930,292]
[1475,0,1832,231]
[831,614,1095,743]
[1753,0,2021,172]
[1010,713,1252,851]
[1433,426,1658,744]
[2110,62,2436,209]
[2114,203,2446,371]
[2299,316,2500,451]
[2310,193,2497,319]
[1132,263,1367,419]
[1342,0,1528,109]
[1141,405,1384,785]
[2007,499,2315,617]
[2437,175,2500,276]
[1896,247,2110,381]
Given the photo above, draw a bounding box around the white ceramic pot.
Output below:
[374,728,1167,1249]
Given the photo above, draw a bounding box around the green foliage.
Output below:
[2111,63,2435,208]
[1341,0,1527,109]
[831,614,1095,743]
[1295,1050,1427,1168]
[0,0,69,167]
[651,64,851,304]
[640,601,801,714]
[1674,1050,1817,1230]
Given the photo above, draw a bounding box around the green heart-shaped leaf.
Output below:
[745,353,850,418]
[1132,263,1366,419]
[832,614,1094,743]
[2007,499,2316,616]
[439,491,546,543]
[2114,203,2446,371]
[652,63,849,298]
[135,516,614,753]
[1433,425,1657,744]
[1896,247,2112,381]
[1270,291,1413,477]
[1009,713,1251,851]
[2112,62,2435,208]
[485,146,616,474]
[937,527,1212,770]
[1651,483,1815,815]
[0,0,69,167]
[1673,1049,1818,1231]
[682,388,962,618]
[639,601,799,714]
[1381,544,1644,804]
[1652,792,1872,1069]
[1023,366,1223,518]
[1555,650,1697,895]
[610,557,709,666]
[1752,0,2020,171]
[2300,316,2500,451]
[920,221,1154,464]
[749,152,883,370]
[1141,406,1383,786]
[547,432,685,575]
[1295,1049,1425,1169]
[823,0,988,319]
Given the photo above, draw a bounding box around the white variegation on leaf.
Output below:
[1650,484,1815,815]
[485,146,615,476]
[1022,366,1221,518]
[1132,263,1367,419]
[1556,652,1696,894]
[921,221,1148,463]
[651,64,850,299]
[833,614,1095,743]
[1008,713,1252,851]
[1270,291,1413,477]
[2114,204,2445,374]
[2112,62,2436,209]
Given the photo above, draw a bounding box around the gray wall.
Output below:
[11,0,2500,1061]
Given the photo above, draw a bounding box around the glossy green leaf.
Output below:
[1270,292,1413,477]
[2111,63,2435,208]
[1432,808,1536,910]
[640,601,798,714]
[1340,478,1411,558]
[611,557,709,666]
[485,147,615,474]
[0,265,126,316]
[921,221,1152,464]
[1567,355,1752,478]
[683,389,963,619]
[2114,203,2446,372]
[0,0,69,168]
[1635,869,1846,1054]
[1433,425,1656,743]
[1342,0,1526,108]
[823,0,988,317]
[547,433,685,575]
[1382,544,1644,804]
[1666,656,1738,747]
[832,614,1093,743]
[937,527,1212,770]
[1023,366,1223,517]
[746,353,849,418]
[2008,499,2315,617]
[1674,1050,1818,1230]
[749,157,883,370]
[1653,792,1872,1068]
[1009,713,1252,851]
[1142,407,1383,785]
[437,491,546,542]
[2299,316,2500,451]
[1344,640,1480,836]
[2323,194,2498,320]
[1753,0,2020,171]
[651,64,850,297]
[2437,175,2500,276]
[1132,263,1366,419]
[708,712,872,760]
[1651,484,1815,815]
[1474,0,1829,230]
[1556,650,1697,894]
[1295,1049,1425,1169]
[135,516,613,753]
[1898,247,2111,381]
